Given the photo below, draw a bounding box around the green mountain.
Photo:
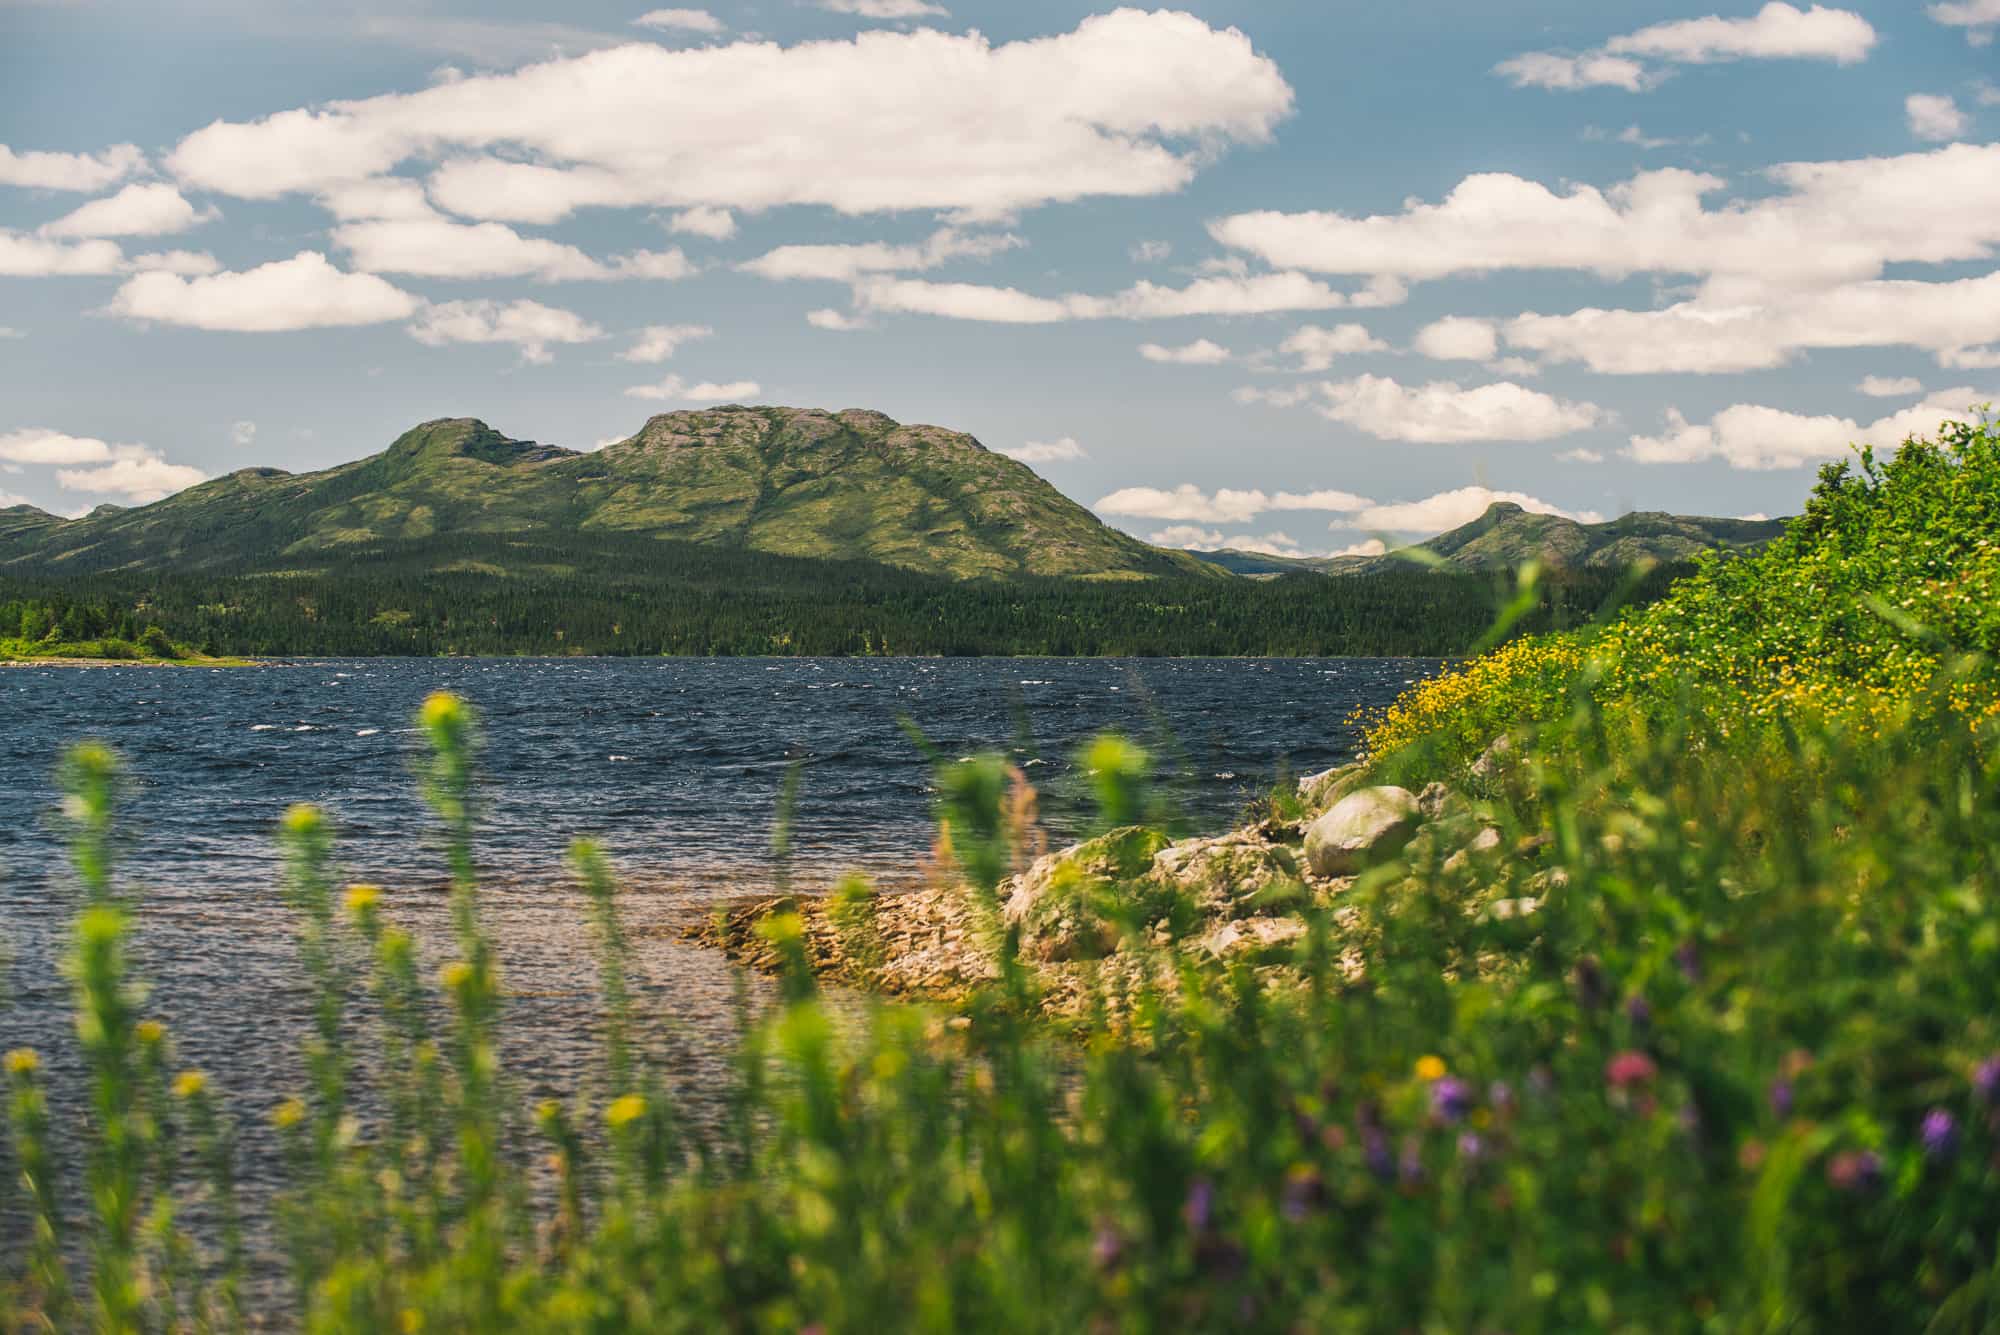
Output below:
[1192,503,1788,577]
[0,407,1216,583]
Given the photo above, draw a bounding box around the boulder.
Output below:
[1298,762,1364,813]
[1197,915,1307,963]
[1468,735,1516,782]
[1442,826,1504,875]
[1001,826,1170,962]
[1304,786,1422,877]
[1151,831,1303,917]
[1417,781,1469,823]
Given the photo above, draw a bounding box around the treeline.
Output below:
[0,531,1695,658]
[1,594,183,657]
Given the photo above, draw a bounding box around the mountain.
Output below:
[0,407,1216,583]
[1190,503,1788,577]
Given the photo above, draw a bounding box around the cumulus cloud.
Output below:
[41,183,215,239]
[998,438,1087,464]
[1351,487,1603,533]
[1280,323,1386,371]
[855,271,1366,323]
[669,205,736,238]
[0,428,207,503]
[333,217,692,281]
[165,14,1292,224]
[624,374,761,402]
[1147,527,1316,557]
[1628,392,1990,469]
[741,228,1019,281]
[1095,484,1370,524]
[1249,374,1604,443]
[407,298,606,363]
[0,143,146,192]
[816,0,949,17]
[633,9,725,33]
[619,323,714,362]
[0,230,125,276]
[1130,239,1172,263]
[1139,339,1233,365]
[806,308,868,331]
[1906,94,1968,142]
[128,250,222,276]
[1556,447,1607,464]
[1928,0,2000,44]
[1857,374,1924,397]
[1412,316,1500,363]
[106,251,422,331]
[1497,4,1875,91]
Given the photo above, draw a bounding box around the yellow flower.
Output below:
[605,1094,647,1129]
[343,884,382,916]
[173,1070,208,1099]
[282,803,324,837]
[420,691,466,731]
[4,1048,39,1076]
[272,1097,307,1130]
[136,1019,166,1045]
[439,961,473,991]
[1414,1055,1448,1082]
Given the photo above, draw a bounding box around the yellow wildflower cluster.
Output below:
[1359,636,1587,760]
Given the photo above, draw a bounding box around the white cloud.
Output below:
[1505,269,2000,374]
[319,178,437,221]
[1980,82,2000,105]
[624,374,761,402]
[741,228,1019,281]
[333,217,692,282]
[1627,391,1989,469]
[408,298,606,363]
[816,0,948,17]
[0,230,125,276]
[41,183,215,239]
[0,143,145,192]
[106,251,422,331]
[0,429,133,466]
[1150,528,1312,557]
[619,323,714,362]
[1280,322,1386,371]
[1906,94,1968,142]
[346,16,625,65]
[231,420,257,448]
[1147,525,1228,549]
[1352,487,1602,533]
[855,271,1363,323]
[1857,374,1923,397]
[1095,484,1371,524]
[1139,339,1233,365]
[1929,0,2000,44]
[1497,4,1874,91]
[1130,239,1172,264]
[806,307,868,331]
[1412,316,1500,363]
[1590,124,1712,150]
[634,9,725,33]
[1211,144,2000,295]
[1270,489,1374,512]
[1334,538,1388,557]
[0,428,206,503]
[999,438,1087,464]
[669,205,736,238]
[1556,447,1606,464]
[0,327,22,339]
[166,14,1291,224]
[128,250,222,276]
[1256,374,1604,443]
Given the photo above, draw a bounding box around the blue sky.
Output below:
[2,0,1997,556]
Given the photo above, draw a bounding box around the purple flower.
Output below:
[1091,1222,1124,1271]
[1431,1077,1473,1124]
[1488,1081,1516,1116]
[1626,995,1652,1028]
[1182,1177,1214,1233]
[1976,1056,2000,1107]
[1281,1166,1324,1221]
[1922,1108,1960,1162]
[1674,940,1702,983]
[1826,1149,1883,1193]
[1769,1080,1794,1118]
[1363,1128,1394,1183]
[1456,1132,1486,1163]
[1398,1137,1425,1186]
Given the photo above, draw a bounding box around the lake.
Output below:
[0,656,1434,1204]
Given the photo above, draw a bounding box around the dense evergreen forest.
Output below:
[0,532,1692,657]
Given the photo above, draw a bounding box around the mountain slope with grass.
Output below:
[0,407,1216,583]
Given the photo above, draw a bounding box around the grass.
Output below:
[4,418,2000,1331]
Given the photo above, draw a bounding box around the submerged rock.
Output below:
[1304,786,1422,877]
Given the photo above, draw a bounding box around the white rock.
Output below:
[1304,786,1421,877]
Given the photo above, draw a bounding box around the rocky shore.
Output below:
[688,752,1547,1018]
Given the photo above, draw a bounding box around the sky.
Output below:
[1,0,1997,558]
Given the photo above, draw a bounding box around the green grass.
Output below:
[6,418,2000,1330]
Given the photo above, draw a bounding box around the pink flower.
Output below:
[1605,1051,1658,1090]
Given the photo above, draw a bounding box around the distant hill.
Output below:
[1191,503,1788,577]
[0,407,1217,583]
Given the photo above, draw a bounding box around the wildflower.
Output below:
[1090,1221,1124,1270]
[1826,1149,1883,1193]
[1414,1054,1448,1082]
[605,1094,646,1129]
[1921,1109,1959,1162]
[1625,995,1652,1029]
[1363,1128,1394,1183]
[1605,1051,1658,1090]
[1430,1077,1473,1124]
[420,691,468,734]
[281,803,324,837]
[1769,1080,1794,1118]
[1975,1055,2000,1106]
[1457,1132,1486,1163]
[1488,1081,1516,1116]
[172,1070,207,1100]
[1280,1165,1324,1221]
[439,961,473,991]
[272,1097,307,1130]
[1673,940,1702,983]
[1182,1177,1214,1233]
[136,1018,165,1045]
[344,884,382,916]
[4,1048,39,1076]
[535,1099,563,1129]
[1398,1137,1426,1187]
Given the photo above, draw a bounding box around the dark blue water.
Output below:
[0,656,1432,1213]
